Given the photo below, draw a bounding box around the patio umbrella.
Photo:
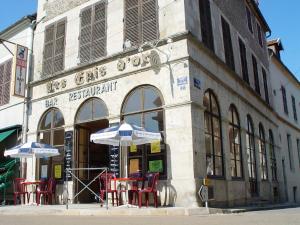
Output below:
[90,122,161,146]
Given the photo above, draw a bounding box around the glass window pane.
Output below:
[53,129,65,145]
[204,113,211,133]
[215,156,223,176]
[40,131,51,144]
[214,137,222,156]
[123,89,142,113]
[203,92,210,110]
[124,114,141,127]
[212,117,220,137]
[76,101,92,122]
[52,146,64,163]
[144,87,162,110]
[93,99,108,119]
[231,159,236,176]
[236,160,242,177]
[206,156,213,176]
[40,111,52,130]
[205,134,212,155]
[144,111,163,132]
[54,110,65,127]
[211,95,219,115]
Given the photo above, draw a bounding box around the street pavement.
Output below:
[0,207,300,225]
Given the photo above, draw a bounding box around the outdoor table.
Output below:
[21,180,43,205]
[114,177,144,206]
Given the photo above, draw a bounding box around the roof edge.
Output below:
[247,0,271,33]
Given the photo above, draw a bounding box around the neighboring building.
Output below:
[19,0,297,208]
[0,14,36,203]
[268,39,300,203]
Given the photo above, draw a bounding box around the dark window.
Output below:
[257,23,263,47]
[287,134,294,171]
[204,90,224,177]
[122,86,166,179]
[38,108,65,181]
[42,20,66,76]
[252,55,260,95]
[269,130,277,181]
[0,59,12,106]
[258,123,268,180]
[292,95,297,121]
[246,6,253,33]
[124,0,159,47]
[199,0,214,52]
[262,68,269,105]
[221,16,235,71]
[229,105,243,178]
[238,38,249,84]
[281,86,288,114]
[297,139,300,168]
[79,1,107,64]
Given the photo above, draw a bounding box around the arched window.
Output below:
[121,86,165,178]
[75,97,108,123]
[269,130,277,181]
[259,123,268,180]
[246,115,257,194]
[204,90,223,177]
[38,108,65,180]
[228,105,242,178]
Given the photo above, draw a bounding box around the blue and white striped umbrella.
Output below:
[4,141,60,158]
[90,123,161,146]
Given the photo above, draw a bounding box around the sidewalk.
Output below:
[0,203,298,216]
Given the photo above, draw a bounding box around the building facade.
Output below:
[18,0,299,207]
[0,14,36,203]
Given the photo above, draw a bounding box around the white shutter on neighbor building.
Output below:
[0,59,12,106]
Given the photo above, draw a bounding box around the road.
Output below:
[1,207,300,225]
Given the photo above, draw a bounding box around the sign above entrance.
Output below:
[75,66,106,86]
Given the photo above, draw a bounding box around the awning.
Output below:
[0,129,16,142]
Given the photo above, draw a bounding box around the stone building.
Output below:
[23,0,298,207]
[0,14,36,203]
[268,39,300,203]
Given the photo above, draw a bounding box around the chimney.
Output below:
[267,39,284,59]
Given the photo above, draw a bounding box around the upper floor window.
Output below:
[291,95,297,121]
[287,134,294,171]
[262,68,269,105]
[228,105,243,178]
[199,0,214,52]
[42,19,66,77]
[221,16,235,71]
[79,1,107,64]
[124,0,159,47]
[246,6,253,33]
[256,22,263,47]
[297,139,300,169]
[269,130,277,181]
[252,55,260,95]
[258,123,268,180]
[0,59,12,106]
[204,89,224,177]
[281,86,288,115]
[238,38,249,84]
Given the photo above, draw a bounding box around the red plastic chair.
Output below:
[36,178,56,205]
[128,172,143,205]
[13,178,29,205]
[99,173,118,206]
[138,173,159,208]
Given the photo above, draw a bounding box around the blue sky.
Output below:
[0,1,299,80]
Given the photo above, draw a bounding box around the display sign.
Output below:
[108,123,120,177]
[130,144,137,153]
[13,45,28,97]
[54,164,62,179]
[193,78,201,90]
[41,165,48,179]
[150,141,161,153]
[149,160,163,173]
[129,159,139,174]
[64,131,73,181]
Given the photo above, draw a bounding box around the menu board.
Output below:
[64,131,73,181]
[108,123,120,177]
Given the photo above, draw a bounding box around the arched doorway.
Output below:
[74,97,109,203]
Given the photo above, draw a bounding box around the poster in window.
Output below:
[54,164,62,179]
[149,160,163,173]
[129,159,139,174]
[41,165,48,179]
[130,144,137,153]
[151,141,161,153]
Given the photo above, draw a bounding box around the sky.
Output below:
[0,1,299,80]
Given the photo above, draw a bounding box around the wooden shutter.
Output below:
[238,38,249,84]
[221,17,235,71]
[92,1,107,60]
[199,0,214,52]
[0,63,4,105]
[141,0,158,43]
[43,24,55,76]
[79,7,92,63]
[124,0,139,46]
[53,20,66,73]
[3,60,12,104]
[262,68,269,105]
[252,55,260,95]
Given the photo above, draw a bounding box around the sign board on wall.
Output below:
[12,45,28,97]
[64,131,73,181]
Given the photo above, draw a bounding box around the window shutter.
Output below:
[141,0,158,43]
[53,20,66,73]
[124,0,139,46]
[43,25,55,76]
[79,7,92,63]
[221,17,235,71]
[199,0,214,52]
[0,63,4,105]
[92,1,107,60]
[3,60,12,105]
